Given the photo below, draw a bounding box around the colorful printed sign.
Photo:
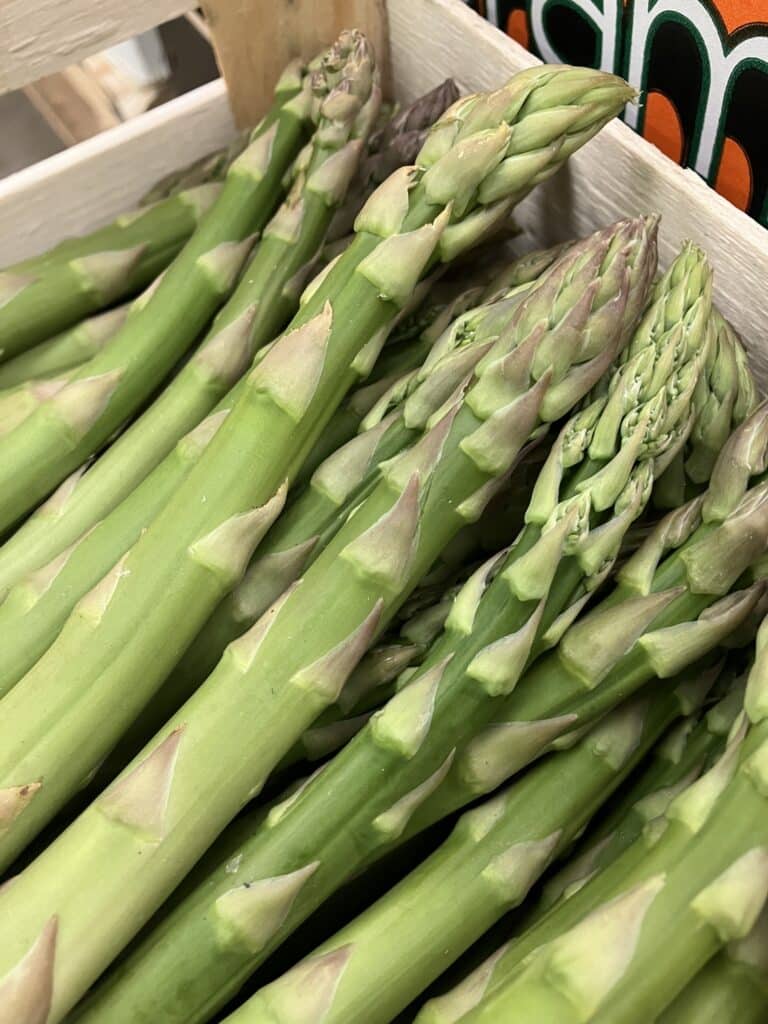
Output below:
[467,1,768,223]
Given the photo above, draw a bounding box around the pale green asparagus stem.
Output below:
[458,629,768,1023]
[0,305,129,389]
[415,671,744,1023]
[0,74,314,535]
[0,184,224,359]
[0,207,638,1022]
[0,39,377,599]
[537,674,742,910]
[657,906,768,1024]
[67,217,657,1024]
[224,691,698,1024]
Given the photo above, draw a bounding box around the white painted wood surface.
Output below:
[0,0,194,94]
[0,81,235,265]
[1,0,767,386]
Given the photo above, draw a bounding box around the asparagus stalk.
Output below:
[223,689,703,1024]
[0,209,641,1022]
[0,184,224,359]
[415,671,744,1023]
[459,623,768,1023]
[0,405,234,699]
[657,906,768,1024]
[0,305,129,389]
[124,278,544,737]
[0,72,317,535]
[0,38,377,598]
[399,391,768,842]
[67,218,657,1024]
[537,673,742,910]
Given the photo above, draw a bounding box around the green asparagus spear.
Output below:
[537,673,742,910]
[66,217,656,1024]
[0,37,377,598]
[0,184,223,359]
[0,209,640,1022]
[0,305,129,389]
[223,689,703,1024]
[415,670,744,1023]
[457,624,768,1023]
[0,73,315,534]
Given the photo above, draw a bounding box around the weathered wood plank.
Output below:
[0,0,194,95]
[0,81,235,265]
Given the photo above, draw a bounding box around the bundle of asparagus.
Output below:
[0,30,763,1024]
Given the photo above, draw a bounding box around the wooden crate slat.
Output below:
[0,0,195,95]
[201,0,390,127]
[0,80,235,265]
[388,0,768,389]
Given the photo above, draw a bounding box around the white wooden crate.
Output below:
[2,0,767,387]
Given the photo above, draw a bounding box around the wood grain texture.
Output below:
[388,0,768,388]
[0,0,195,95]
[201,0,390,127]
[0,81,235,265]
